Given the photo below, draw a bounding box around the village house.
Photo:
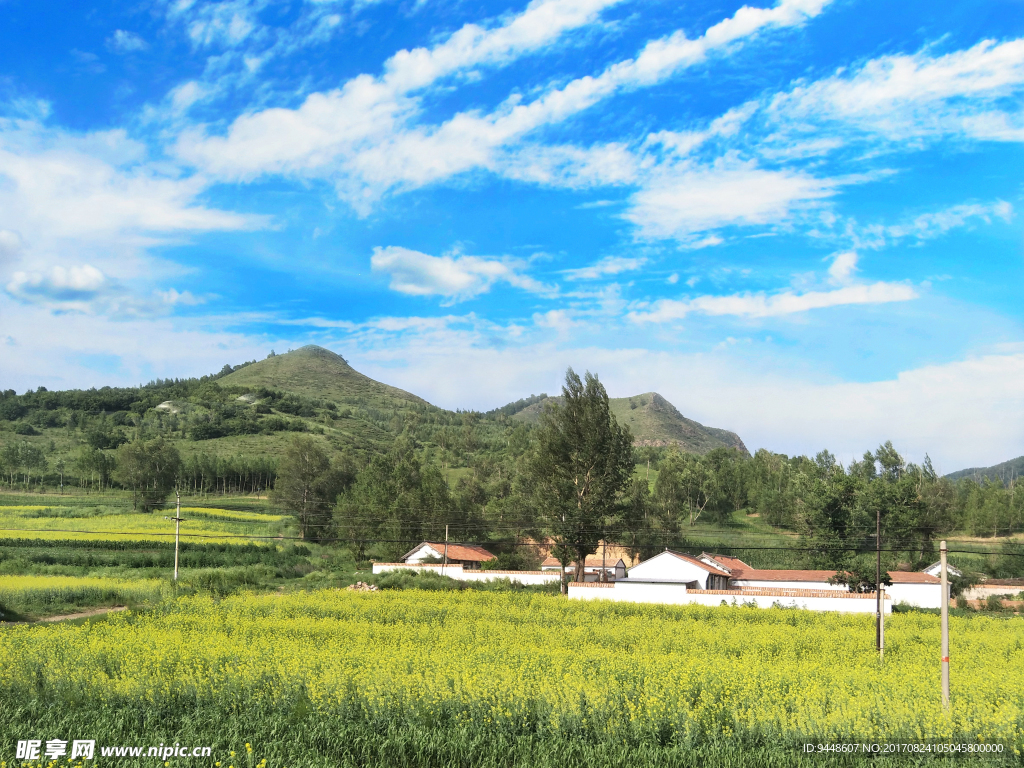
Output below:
[572,550,948,610]
[401,542,495,569]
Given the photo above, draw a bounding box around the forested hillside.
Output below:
[947,455,1024,485]
[0,347,1022,580]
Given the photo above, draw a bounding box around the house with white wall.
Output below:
[569,550,945,611]
[401,542,495,569]
[628,550,731,589]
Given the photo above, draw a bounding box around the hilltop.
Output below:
[219,345,428,409]
[510,392,748,455]
[946,455,1024,484]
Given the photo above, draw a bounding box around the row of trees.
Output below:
[268,369,1024,589]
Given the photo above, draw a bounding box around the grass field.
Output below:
[0,590,1021,767]
[0,574,168,620]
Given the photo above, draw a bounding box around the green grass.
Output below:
[0,574,168,619]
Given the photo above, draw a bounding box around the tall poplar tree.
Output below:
[529,368,634,591]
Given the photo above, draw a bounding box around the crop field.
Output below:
[0,504,285,544]
[0,590,1022,767]
[0,575,168,619]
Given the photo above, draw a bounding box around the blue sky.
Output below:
[1,0,1023,470]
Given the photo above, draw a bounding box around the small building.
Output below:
[628,550,731,589]
[541,554,627,581]
[401,542,495,570]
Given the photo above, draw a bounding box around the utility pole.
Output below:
[442,524,449,577]
[602,538,607,583]
[876,505,883,658]
[165,492,184,581]
[940,540,950,710]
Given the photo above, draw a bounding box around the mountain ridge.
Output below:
[510,391,748,455]
[946,455,1024,484]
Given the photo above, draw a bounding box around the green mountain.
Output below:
[510,392,748,455]
[219,345,427,409]
[946,455,1024,484]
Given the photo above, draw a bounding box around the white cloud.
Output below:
[107,30,149,53]
[0,120,264,244]
[827,250,858,284]
[175,0,625,187]
[176,0,832,206]
[6,264,108,310]
[886,200,1013,242]
[501,143,638,188]
[767,38,1024,142]
[625,156,838,240]
[370,246,552,303]
[629,281,917,323]
[563,256,646,280]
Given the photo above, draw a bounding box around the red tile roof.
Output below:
[404,542,495,562]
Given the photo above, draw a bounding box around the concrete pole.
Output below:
[174,492,181,581]
[442,524,449,577]
[941,540,950,710]
[876,506,882,657]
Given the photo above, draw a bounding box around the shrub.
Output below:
[986,594,1005,612]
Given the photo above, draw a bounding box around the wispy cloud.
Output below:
[106,30,149,53]
[563,256,646,280]
[175,0,831,208]
[628,281,917,323]
[370,246,554,303]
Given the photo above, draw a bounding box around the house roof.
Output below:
[923,561,963,576]
[402,542,495,562]
[665,550,725,572]
[699,553,753,575]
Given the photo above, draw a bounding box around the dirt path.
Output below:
[39,605,129,622]
[0,605,129,626]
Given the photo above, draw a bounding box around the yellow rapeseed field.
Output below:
[0,507,280,544]
[0,589,1021,751]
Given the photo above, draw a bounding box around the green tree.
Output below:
[275,436,351,541]
[113,438,181,511]
[528,369,633,590]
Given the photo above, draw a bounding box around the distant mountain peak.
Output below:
[508,391,747,455]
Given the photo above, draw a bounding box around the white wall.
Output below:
[568,582,891,614]
[887,582,943,609]
[372,562,464,576]
[961,584,1022,600]
[371,562,559,585]
[627,552,714,586]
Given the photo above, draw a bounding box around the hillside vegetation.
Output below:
[513,391,747,454]
[947,455,1024,485]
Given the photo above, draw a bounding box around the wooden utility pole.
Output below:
[940,540,950,710]
[876,505,884,658]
